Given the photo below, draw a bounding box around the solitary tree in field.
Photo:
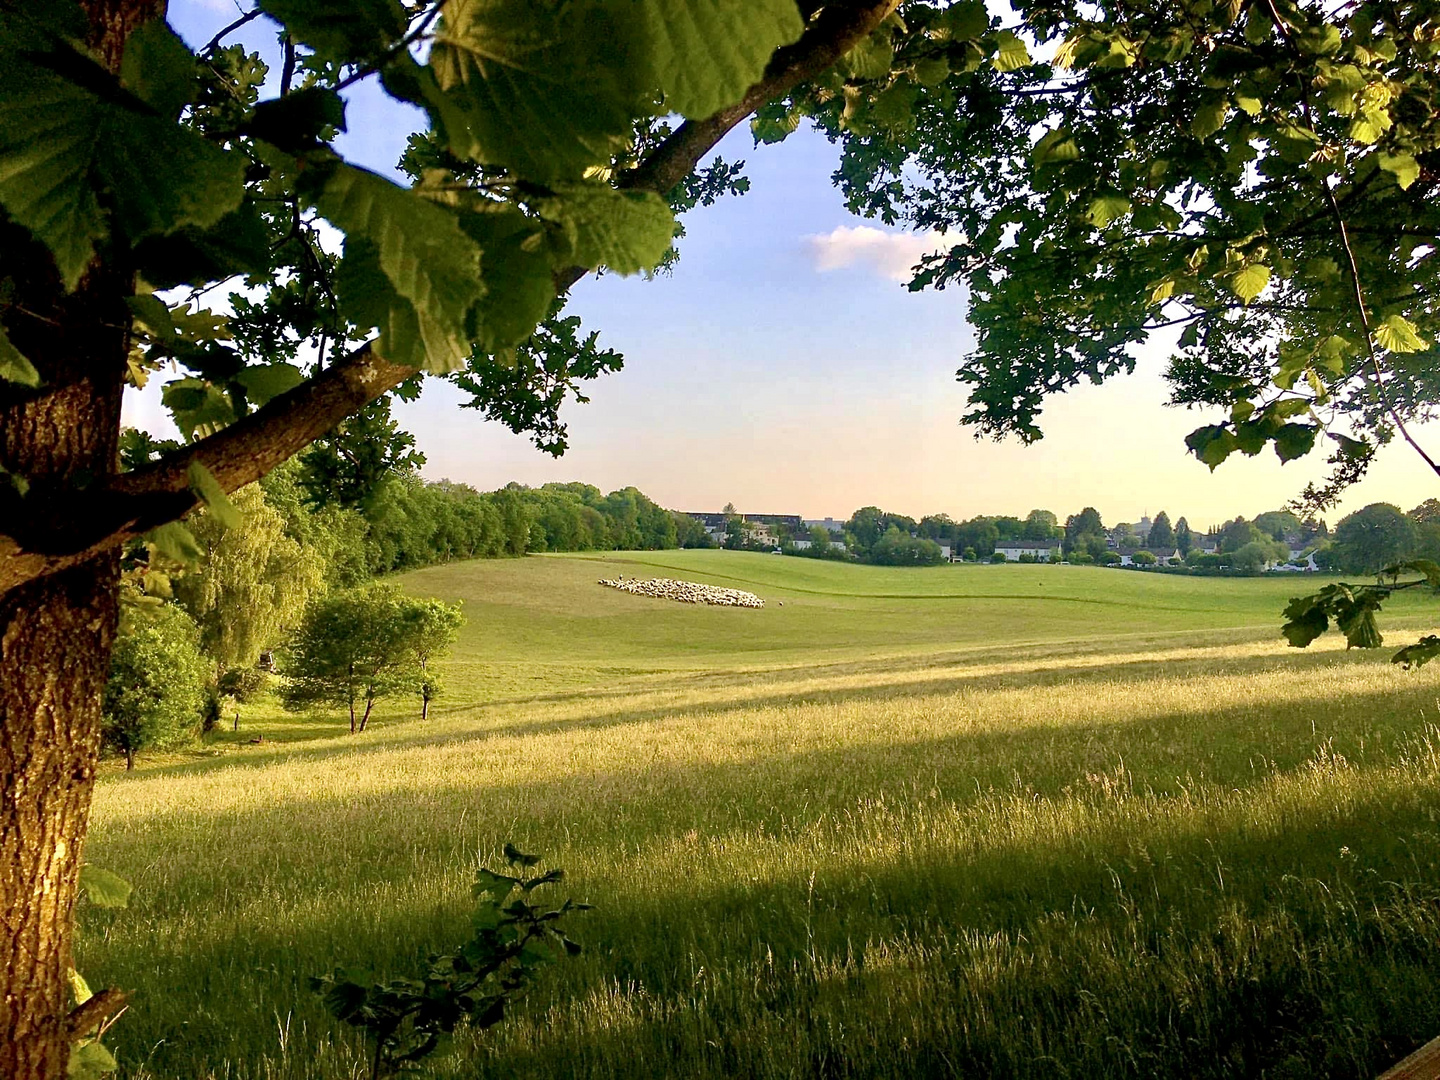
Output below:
[401,597,464,720]
[101,604,209,770]
[283,585,418,733]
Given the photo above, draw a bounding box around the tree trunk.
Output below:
[0,6,151,1071]
[124,743,134,772]
[422,695,429,722]
[0,560,120,1077]
[359,698,374,733]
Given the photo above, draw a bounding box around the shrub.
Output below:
[312,846,586,1080]
[990,551,1007,563]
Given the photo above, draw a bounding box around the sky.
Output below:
[136,2,1440,531]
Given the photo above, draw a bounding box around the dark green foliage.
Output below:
[1329,503,1417,574]
[1146,512,1174,550]
[282,585,464,730]
[299,397,426,514]
[1064,507,1107,557]
[1175,517,1194,555]
[870,527,945,566]
[311,848,587,1080]
[281,585,415,732]
[102,605,209,769]
[217,667,268,703]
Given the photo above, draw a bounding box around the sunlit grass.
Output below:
[81,555,1440,1078]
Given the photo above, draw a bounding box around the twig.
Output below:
[201,8,263,56]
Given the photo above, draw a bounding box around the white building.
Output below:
[993,541,1061,562]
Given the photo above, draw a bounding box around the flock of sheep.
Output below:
[599,576,765,608]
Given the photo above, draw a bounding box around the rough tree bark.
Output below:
[0,2,900,1074]
[0,5,159,1077]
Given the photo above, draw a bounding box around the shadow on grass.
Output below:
[91,739,1440,1080]
[122,640,1417,790]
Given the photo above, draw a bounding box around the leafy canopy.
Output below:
[756,0,1440,507]
[0,0,806,542]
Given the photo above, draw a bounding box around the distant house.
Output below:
[686,511,794,548]
[1117,547,1182,567]
[993,541,1061,562]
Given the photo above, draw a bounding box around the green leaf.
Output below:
[316,163,483,373]
[125,294,176,341]
[0,37,246,290]
[187,461,241,529]
[120,20,196,118]
[1298,22,1342,55]
[66,1040,118,1080]
[504,841,541,867]
[425,0,638,181]
[1231,263,1271,303]
[248,87,347,153]
[146,522,203,565]
[257,0,407,63]
[1281,600,1329,647]
[78,865,132,909]
[457,209,555,352]
[990,30,1031,72]
[0,322,40,387]
[1378,152,1420,190]
[1374,314,1427,354]
[539,184,675,276]
[1393,635,1440,670]
[134,200,272,289]
[1192,99,1229,140]
[1086,195,1130,228]
[912,56,949,86]
[1349,107,1391,144]
[942,1,990,40]
[233,363,303,406]
[68,967,93,1007]
[842,30,896,81]
[474,868,517,897]
[162,378,235,439]
[637,0,804,116]
[1235,93,1262,116]
[1185,424,1237,470]
[1272,422,1318,462]
[1032,128,1079,168]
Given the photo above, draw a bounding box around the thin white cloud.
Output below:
[803,225,947,283]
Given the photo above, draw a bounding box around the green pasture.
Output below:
[81,554,1440,1078]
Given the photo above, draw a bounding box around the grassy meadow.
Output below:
[80,553,1440,1078]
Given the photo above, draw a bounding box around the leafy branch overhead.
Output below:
[752,0,1440,506]
[0,0,902,597]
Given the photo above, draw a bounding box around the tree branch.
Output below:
[0,343,415,596]
[556,0,902,291]
[1,0,901,596]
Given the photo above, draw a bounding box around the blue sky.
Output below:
[142,2,1440,529]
